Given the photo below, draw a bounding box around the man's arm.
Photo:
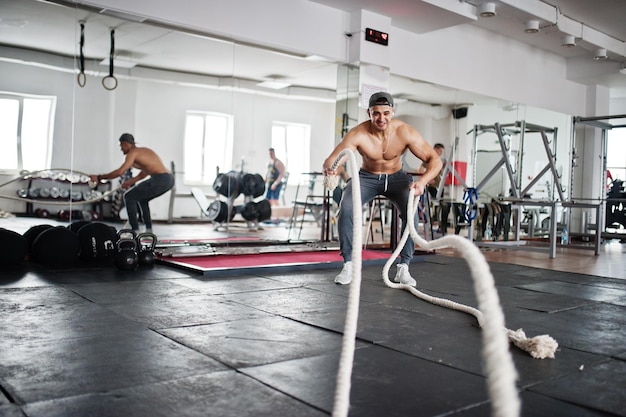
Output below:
[90,151,137,183]
[122,171,148,189]
[323,132,358,175]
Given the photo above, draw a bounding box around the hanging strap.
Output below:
[102,29,118,90]
[77,22,86,87]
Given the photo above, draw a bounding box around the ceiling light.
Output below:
[561,35,576,48]
[477,3,496,17]
[257,80,291,90]
[98,58,137,68]
[593,48,608,60]
[524,20,540,33]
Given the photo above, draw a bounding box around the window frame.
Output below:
[0,91,56,174]
[271,120,311,186]
[183,110,234,186]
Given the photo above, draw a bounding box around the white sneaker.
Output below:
[335,261,353,285]
[393,263,416,286]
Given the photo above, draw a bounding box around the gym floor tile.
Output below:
[65,279,206,304]
[159,315,346,368]
[0,330,227,404]
[0,287,145,344]
[105,295,273,329]
[173,275,299,294]
[496,285,592,313]
[223,285,374,315]
[515,280,626,303]
[528,359,626,416]
[22,371,327,417]
[245,345,491,417]
[454,390,617,416]
[511,302,626,357]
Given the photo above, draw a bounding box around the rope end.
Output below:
[507,328,558,359]
[324,174,339,190]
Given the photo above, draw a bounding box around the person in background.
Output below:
[90,133,174,235]
[416,143,445,199]
[265,148,286,207]
[323,92,442,286]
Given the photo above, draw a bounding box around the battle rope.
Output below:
[324,150,558,417]
[324,149,363,417]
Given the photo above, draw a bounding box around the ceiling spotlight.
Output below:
[477,3,496,17]
[524,20,540,33]
[594,48,608,60]
[257,80,291,89]
[561,35,576,48]
[524,20,539,33]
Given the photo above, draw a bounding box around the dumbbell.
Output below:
[34,208,50,218]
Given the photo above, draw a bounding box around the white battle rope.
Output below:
[326,149,363,417]
[325,149,558,417]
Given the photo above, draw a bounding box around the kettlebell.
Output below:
[136,232,157,267]
[115,229,138,270]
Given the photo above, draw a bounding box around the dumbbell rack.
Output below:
[18,170,112,220]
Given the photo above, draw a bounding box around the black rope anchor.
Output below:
[102,28,118,90]
[77,22,86,87]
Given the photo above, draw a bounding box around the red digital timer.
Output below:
[365,28,389,46]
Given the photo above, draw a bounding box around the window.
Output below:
[271,121,311,185]
[607,127,626,182]
[0,92,55,173]
[183,111,234,185]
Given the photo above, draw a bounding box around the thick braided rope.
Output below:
[329,150,557,417]
[328,149,363,417]
[389,193,558,360]
[382,192,520,417]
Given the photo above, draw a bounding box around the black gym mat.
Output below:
[1,254,625,416]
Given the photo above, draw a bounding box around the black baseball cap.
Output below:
[368,92,394,108]
[119,133,135,145]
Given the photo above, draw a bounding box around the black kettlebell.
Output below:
[115,229,138,270]
[136,232,157,267]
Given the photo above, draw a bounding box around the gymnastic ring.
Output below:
[77,72,86,87]
[102,75,118,91]
[102,29,118,91]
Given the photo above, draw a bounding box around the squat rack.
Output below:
[571,113,626,242]
[466,121,602,258]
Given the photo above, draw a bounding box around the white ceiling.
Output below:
[1,0,625,104]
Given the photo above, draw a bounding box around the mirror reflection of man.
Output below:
[90,133,174,235]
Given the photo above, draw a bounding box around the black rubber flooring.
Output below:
[1,254,625,416]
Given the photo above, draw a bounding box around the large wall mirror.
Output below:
[1,0,576,241]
